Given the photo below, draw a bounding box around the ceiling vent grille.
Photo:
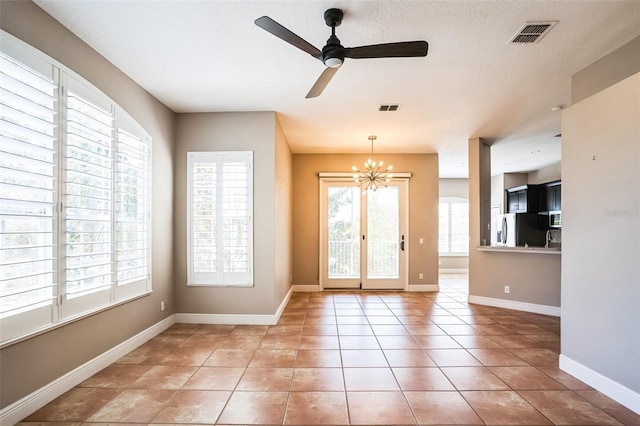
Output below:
[510,21,558,44]
[379,104,400,111]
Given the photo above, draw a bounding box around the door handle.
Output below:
[502,217,507,243]
[400,235,405,251]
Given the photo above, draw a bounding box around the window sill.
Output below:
[186,282,254,288]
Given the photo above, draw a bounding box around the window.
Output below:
[439,198,469,255]
[187,151,253,286]
[0,32,151,344]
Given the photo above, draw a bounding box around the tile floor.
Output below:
[20,274,640,425]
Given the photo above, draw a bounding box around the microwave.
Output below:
[549,210,562,228]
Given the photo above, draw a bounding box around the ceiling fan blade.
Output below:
[255,16,322,59]
[344,41,428,59]
[305,67,339,99]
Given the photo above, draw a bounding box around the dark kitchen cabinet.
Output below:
[544,181,562,211]
[506,185,542,213]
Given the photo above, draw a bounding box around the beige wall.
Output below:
[439,178,468,199]
[173,111,291,315]
[274,116,293,304]
[528,162,561,185]
[470,138,561,308]
[439,256,469,271]
[0,1,175,409]
[491,174,505,213]
[562,71,640,395]
[292,154,439,288]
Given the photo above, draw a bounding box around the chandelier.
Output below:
[352,135,393,193]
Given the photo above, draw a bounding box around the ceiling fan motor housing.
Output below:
[322,9,345,67]
[323,35,345,67]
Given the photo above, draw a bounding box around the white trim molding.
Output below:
[560,355,640,415]
[468,295,561,317]
[175,287,293,326]
[0,315,175,426]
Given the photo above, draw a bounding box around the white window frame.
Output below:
[439,197,469,256]
[0,31,152,346]
[187,151,254,287]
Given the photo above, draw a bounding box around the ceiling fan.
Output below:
[255,8,429,98]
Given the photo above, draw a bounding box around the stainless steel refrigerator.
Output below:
[495,213,546,247]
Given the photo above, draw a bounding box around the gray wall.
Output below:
[562,39,640,395]
[0,1,175,409]
[173,112,291,315]
[571,35,640,104]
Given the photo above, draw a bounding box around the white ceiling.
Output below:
[34,0,640,178]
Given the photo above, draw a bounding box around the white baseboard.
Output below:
[0,315,175,426]
[175,287,294,326]
[408,284,439,292]
[439,268,469,274]
[560,354,640,415]
[292,285,321,292]
[468,294,561,317]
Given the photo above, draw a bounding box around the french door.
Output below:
[319,178,408,290]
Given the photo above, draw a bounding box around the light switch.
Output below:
[419,238,424,245]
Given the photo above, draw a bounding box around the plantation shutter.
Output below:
[61,76,114,317]
[187,151,253,286]
[0,32,153,344]
[0,49,58,340]
[115,114,151,300]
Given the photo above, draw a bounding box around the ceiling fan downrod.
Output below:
[322,9,345,68]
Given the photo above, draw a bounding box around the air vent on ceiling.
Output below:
[379,104,400,112]
[510,21,558,44]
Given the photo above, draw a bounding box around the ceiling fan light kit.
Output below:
[255,8,429,98]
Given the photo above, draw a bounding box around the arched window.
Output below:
[438,197,469,255]
[0,31,152,344]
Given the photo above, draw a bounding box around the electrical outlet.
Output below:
[504,286,510,294]
[160,300,165,311]
[419,273,424,280]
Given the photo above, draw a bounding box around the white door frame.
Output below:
[319,173,411,291]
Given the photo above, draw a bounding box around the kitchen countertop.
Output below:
[478,246,561,255]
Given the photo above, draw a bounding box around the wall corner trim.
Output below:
[175,287,293,325]
[0,316,176,425]
[560,354,640,415]
[468,295,561,317]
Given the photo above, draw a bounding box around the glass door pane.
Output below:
[367,187,399,279]
[328,186,361,279]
